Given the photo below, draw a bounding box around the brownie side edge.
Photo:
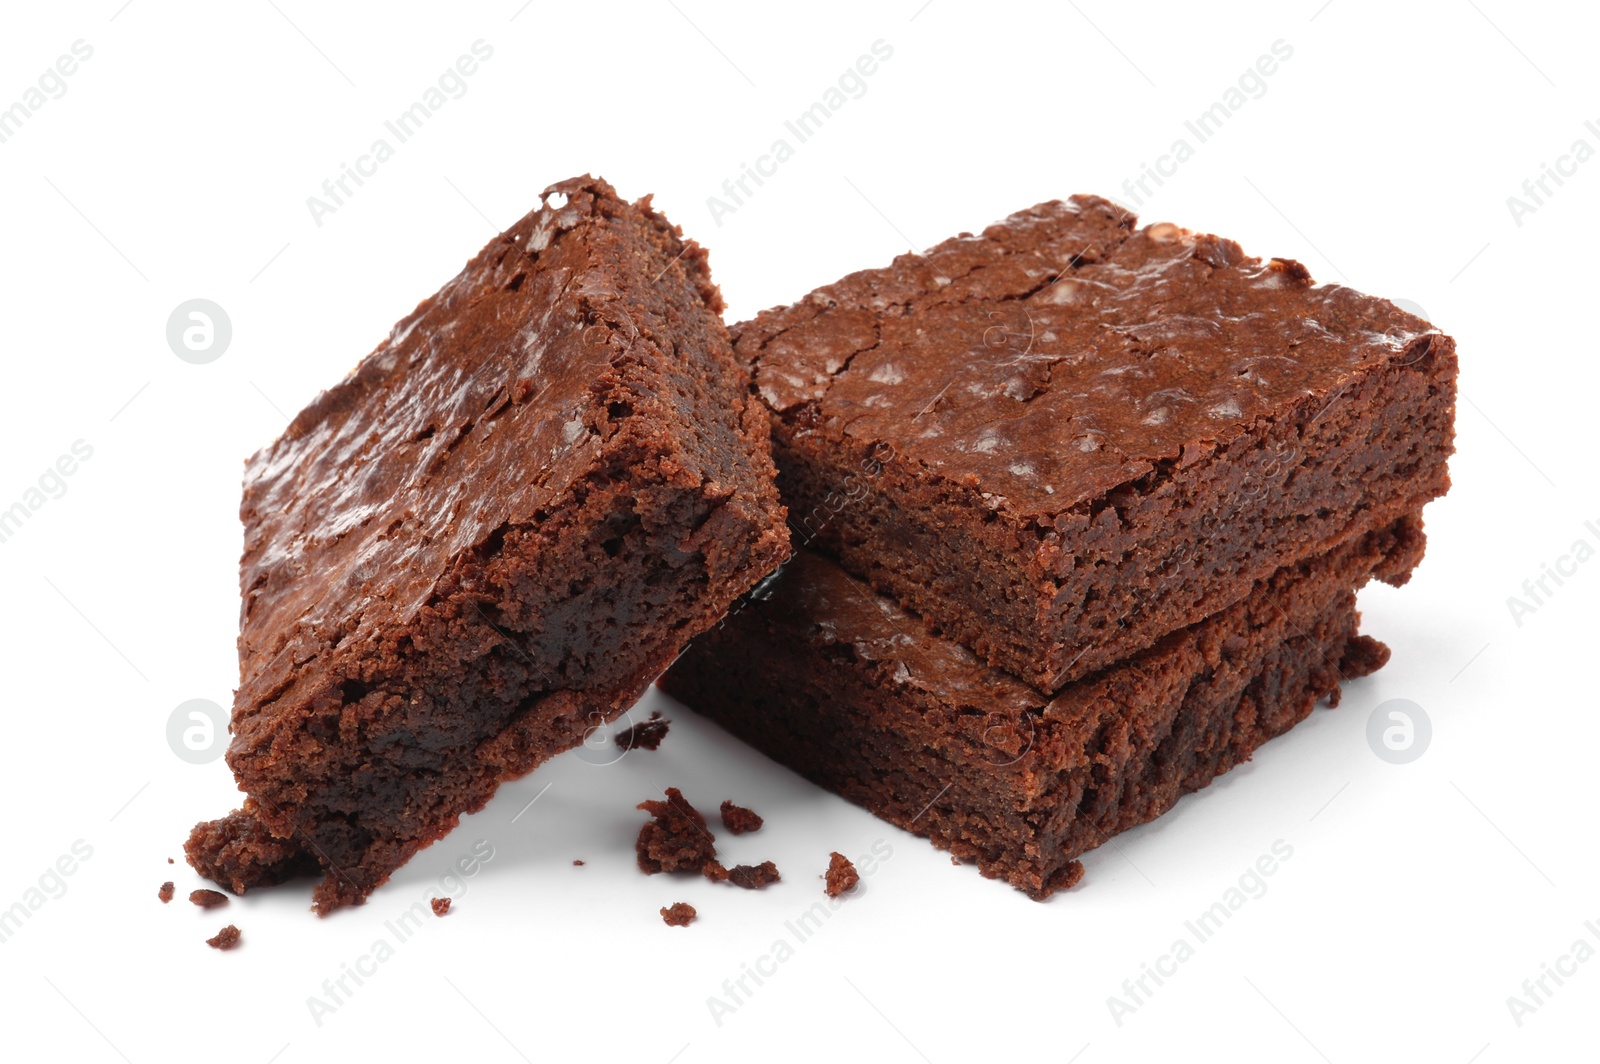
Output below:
[780,329,1454,690]
[659,516,1422,898]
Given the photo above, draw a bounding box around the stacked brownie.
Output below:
[188,177,789,913]
[185,179,1455,911]
[660,195,1457,896]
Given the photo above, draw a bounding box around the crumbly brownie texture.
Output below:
[636,789,780,888]
[636,788,719,875]
[719,800,763,834]
[185,806,321,895]
[727,861,781,890]
[661,515,1424,898]
[431,897,451,917]
[190,889,230,910]
[207,925,241,951]
[215,176,788,914]
[158,882,174,904]
[824,853,859,897]
[736,195,1456,691]
[661,902,697,927]
[615,712,670,752]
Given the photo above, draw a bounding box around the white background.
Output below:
[1,2,1595,1061]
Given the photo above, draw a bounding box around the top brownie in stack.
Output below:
[735,196,1457,691]
[204,176,789,913]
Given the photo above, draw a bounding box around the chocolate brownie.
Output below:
[726,861,781,890]
[824,853,859,897]
[189,889,230,909]
[719,800,763,834]
[185,806,320,895]
[158,881,174,904]
[661,902,696,927]
[207,176,788,914]
[735,196,1455,690]
[615,712,670,752]
[636,788,719,876]
[206,925,241,951]
[661,515,1425,898]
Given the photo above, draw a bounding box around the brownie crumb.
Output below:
[190,889,230,909]
[636,788,719,875]
[660,902,697,927]
[727,861,781,890]
[431,897,451,917]
[206,925,241,951]
[701,860,729,883]
[185,807,321,895]
[719,800,763,835]
[572,859,585,866]
[167,858,174,865]
[616,712,671,752]
[1340,633,1392,680]
[158,881,175,904]
[824,852,859,897]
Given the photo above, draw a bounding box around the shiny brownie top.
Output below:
[237,176,723,678]
[734,195,1441,520]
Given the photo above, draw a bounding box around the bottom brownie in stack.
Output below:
[659,514,1425,899]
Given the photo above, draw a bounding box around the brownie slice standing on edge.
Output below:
[660,515,1425,899]
[190,176,789,914]
[735,196,1457,691]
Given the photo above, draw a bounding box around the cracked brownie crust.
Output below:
[736,195,1456,690]
[661,514,1425,899]
[210,176,788,913]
